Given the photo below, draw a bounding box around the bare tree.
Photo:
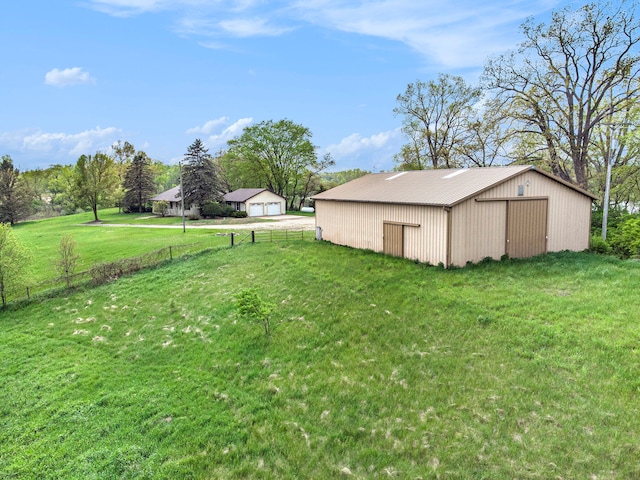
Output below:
[483,1,640,189]
[55,235,79,288]
[394,74,482,170]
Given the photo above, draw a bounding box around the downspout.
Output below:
[444,206,452,268]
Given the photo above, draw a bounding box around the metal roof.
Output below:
[312,166,597,206]
[150,186,181,202]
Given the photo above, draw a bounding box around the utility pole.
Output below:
[601,122,632,241]
[179,161,186,233]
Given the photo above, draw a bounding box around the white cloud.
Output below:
[218,17,294,37]
[207,117,253,147]
[186,117,230,135]
[1,126,123,157]
[323,128,403,171]
[85,0,563,68]
[292,0,562,68]
[86,0,258,17]
[45,67,96,87]
[85,0,182,17]
[184,117,253,148]
[325,129,401,158]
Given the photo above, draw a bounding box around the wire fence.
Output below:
[12,229,314,306]
[20,242,209,304]
[230,229,313,245]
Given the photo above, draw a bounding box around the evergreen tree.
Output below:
[181,139,225,212]
[123,151,156,213]
[0,155,32,225]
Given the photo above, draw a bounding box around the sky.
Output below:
[0,0,575,173]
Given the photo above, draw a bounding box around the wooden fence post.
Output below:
[231,232,235,247]
[251,231,255,243]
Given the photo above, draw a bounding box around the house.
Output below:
[150,186,199,217]
[224,189,286,217]
[312,166,597,268]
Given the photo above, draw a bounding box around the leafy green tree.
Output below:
[153,161,180,192]
[235,288,275,336]
[21,168,50,215]
[182,139,226,212]
[0,223,31,306]
[394,74,483,170]
[73,152,118,222]
[226,119,333,209]
[123,151,156,213]
[111,140,135,212]
[47,164,78,215]
[320,169,371,188]
[483,1,640,189]
[0,155,33,224]
[153,200,169,217]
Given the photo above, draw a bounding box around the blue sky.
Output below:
[1,0,573,172]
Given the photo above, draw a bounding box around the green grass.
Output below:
[12,209,232,286]
[1,241,639,478]
[286,210,315,217]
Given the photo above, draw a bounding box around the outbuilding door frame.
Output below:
[383,221,421,258]
[383,222,404,257]
[505,198,549,258]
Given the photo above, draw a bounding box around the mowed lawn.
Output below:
[1,239,639,478]
[11,209,232,287]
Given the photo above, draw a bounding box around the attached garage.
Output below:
[267,202,281,216]
[312,166,597,268]
[224,189,286,217]
[249,203,264,217]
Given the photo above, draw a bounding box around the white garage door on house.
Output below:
[249,203,263,216]
[267,202,281,215]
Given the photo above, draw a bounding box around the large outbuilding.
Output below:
[312,166,597,267]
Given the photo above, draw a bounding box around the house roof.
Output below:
[150,186,181,202]
[312,166,597,207]
[224,188,280,203]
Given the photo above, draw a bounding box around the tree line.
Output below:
[393,0,640,210]
[0,119,346,224]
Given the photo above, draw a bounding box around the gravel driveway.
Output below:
[206,215,315,230]
[81,215,316,231]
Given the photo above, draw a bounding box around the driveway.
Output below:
[207,214,315,230]
[81,215,316,231]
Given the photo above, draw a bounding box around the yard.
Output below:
[1,234,639,478]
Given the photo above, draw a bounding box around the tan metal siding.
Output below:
[450,200,507,266]
[476,171,592,253]
[315,200,448,265]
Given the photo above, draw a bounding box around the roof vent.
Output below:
[385,172,408,181]
[442,169,468,179]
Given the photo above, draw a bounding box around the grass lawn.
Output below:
[12,209,232,287]
[1,239,639,478]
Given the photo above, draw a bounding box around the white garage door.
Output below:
[249,203,263,216]
[267,202,281,215]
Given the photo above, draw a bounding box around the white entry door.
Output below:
[249,203,263,216]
